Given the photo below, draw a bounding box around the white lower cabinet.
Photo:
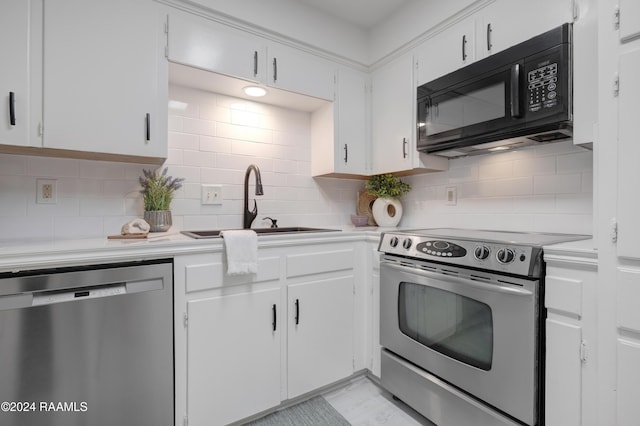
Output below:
[187,289,281,426]
[175,241,359,425]
[544,245,597,426]
[287,275,354,398]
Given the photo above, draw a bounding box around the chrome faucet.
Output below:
[243,164,264,229]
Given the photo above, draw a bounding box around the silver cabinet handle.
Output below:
[273,57,278,82]
[462,35,467,61]
[344,144,348,163]
[402,138,408,159]
[487,23,492,51]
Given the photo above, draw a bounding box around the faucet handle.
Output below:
[263,217,278,228]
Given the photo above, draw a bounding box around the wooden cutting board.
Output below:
[107,234,148,240]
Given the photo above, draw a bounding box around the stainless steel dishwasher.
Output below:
[0,259,174,426]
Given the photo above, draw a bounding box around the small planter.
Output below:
[372,197,403,228]
[144,210,172,232]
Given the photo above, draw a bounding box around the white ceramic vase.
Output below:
[372,197,403,228]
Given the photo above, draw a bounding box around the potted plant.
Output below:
[139,168,184,232]
[365,174,411,228]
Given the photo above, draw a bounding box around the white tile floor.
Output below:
[323,376,435,426]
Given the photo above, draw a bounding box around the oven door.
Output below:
[380,258,539,425]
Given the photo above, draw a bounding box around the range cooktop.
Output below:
[378,228,591,277]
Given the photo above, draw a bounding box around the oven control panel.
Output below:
[378,232,536,276]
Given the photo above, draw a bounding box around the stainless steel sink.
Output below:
[181,227,340,239]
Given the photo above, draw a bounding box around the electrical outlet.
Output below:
[445,186,457,206]
[201,184,223,205]
[37,179,57,204]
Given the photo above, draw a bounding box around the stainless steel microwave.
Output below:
[417,23,572,158]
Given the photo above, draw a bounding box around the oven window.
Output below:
[398,282,493,370]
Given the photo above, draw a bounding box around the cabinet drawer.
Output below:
[185,256,280,293]
[545,274,583,318]
[286,249,354,278]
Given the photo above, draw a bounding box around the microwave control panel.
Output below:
[527,62,559,113]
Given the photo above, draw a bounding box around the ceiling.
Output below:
[293,0,412,29]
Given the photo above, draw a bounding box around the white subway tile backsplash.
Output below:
[0,154,26,175]
[402,141,593,234]
[168,132,199,150]
[183,117,216,137]
[0,83,593,241]
[557,151,593,173]
[534,174,582,194]
[27,156,79,178]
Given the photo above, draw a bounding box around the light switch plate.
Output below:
[445,186,457,206]
[201,184,223,205]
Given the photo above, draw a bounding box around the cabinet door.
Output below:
[620,0,640,42]
[415,16,475,86]
[287,276,354,398]
[167,10,265,83]
[546,319,582,426]
[43,0,167,159]
[371,53,414,174]
[0,0,41,148]
[478,0,573,59]
[617,48,640,258]
[267,43,335,101]
[334,67,367,175]
[187,289,281,426]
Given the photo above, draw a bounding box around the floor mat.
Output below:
[244,396,351,426]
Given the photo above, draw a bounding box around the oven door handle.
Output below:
[381,262,533,297]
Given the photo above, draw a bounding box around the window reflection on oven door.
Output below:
[380,260,539,426]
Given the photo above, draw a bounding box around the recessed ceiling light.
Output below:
[243,86,267,97]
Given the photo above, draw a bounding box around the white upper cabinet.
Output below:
[372,52,447,175]
[416,16,476,86]
[417,0,573,86]
[477,0,573,60]
[167,10,265,83]
[311,67,368,177]
[617,48,640,259]
[267,43,335,101]
[43,0,167,160]
[0,0,42,148]
[372,53,415,174]
[619,0,640,42]
[572,0,598,146]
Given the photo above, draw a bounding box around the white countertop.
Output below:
[0,226,382,273]
[543,238,597,263]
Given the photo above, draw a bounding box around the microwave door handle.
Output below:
[510,64,522,118]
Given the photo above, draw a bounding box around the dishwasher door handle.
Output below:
[32,283,128,307]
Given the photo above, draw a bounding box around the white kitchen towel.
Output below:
[220,230,258,275]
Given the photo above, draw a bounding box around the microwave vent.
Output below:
[528,132,572,143]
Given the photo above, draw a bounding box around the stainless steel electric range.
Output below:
[378,228,589,426]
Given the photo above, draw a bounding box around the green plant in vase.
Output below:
[139,167,184,232]
[365,174,411,228]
